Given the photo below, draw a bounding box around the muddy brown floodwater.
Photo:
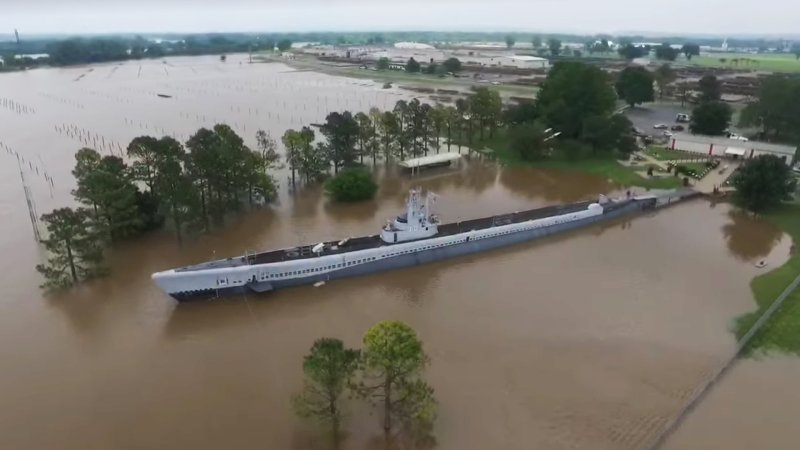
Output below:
[0,55,794,450]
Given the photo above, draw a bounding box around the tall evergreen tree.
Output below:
[281,129,302,187]
[357,321,437,442]
[469,87,502,139]
[73,153,141,241]
[127,136,161,193]
[186,127,224,227]
[153,137,198,243]
[292,338,360,443]
[393,100,410,160]
[36,208,106,290]
[321,111,359,173]
[378,111,399,162]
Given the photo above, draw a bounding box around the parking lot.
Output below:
[625,103,691,136]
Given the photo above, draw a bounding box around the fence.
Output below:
[644,271,800,450]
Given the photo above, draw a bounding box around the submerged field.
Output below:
[0,54,796,450]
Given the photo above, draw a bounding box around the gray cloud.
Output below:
[0,0,797,35]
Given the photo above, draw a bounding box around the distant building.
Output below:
[394,42,435,50]
[502,55,549,70]
[14,53,49,60]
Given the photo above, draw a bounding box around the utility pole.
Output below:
[17,156,42,242]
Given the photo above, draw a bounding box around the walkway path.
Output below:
[631,152,739,194]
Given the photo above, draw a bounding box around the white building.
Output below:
[668,134,798,165]
[502,55,549,69]
[394,42,436,50]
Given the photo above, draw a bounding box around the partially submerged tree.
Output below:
[357,320,437,441]
[36,208,106,290]
[153,137,198,243]
[292,338,360,441]
[468,87,502,139]
[324,168,378,202]
[73,152,142,241]
[321,111,359,174]
[127,136,161,193]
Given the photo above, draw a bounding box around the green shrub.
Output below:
[325,168,378,202]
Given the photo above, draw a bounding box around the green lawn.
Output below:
[474,132,683,189]
[734,204,800,355]
[689,53,800,73]
[681,162,709,176]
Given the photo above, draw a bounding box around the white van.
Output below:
[676,113,690,123]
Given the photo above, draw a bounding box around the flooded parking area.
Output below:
[0,55,794,449]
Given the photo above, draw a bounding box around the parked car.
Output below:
[653,123,669,130]
[662,130,674,137]
[670,125,685,132]
[727,132,749,142]
[676,113,690,123]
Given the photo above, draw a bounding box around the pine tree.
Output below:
[73,152,142,241]
[36,208,106,290]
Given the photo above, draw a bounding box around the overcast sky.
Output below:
[0,0,797,36]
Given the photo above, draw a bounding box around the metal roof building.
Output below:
[668,134,798,165]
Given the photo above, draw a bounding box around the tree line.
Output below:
[44,35,289,66]
[37,125,280,290]
[280,87,504,186]
[35,85,509,291]
[293,320,436,448]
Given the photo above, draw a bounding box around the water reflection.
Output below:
[323,199,380,223]
[499,167,618,202]
[721,209,784,261]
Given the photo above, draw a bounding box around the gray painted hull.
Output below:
[173,201,644,301]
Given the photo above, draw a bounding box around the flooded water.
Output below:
[0,55,795,450]
[663,357,800,450]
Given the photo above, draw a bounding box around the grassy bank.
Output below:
[734,204,800,355]
[689,53,800,73]
[471,131,683,189]
[644,146,709,162]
